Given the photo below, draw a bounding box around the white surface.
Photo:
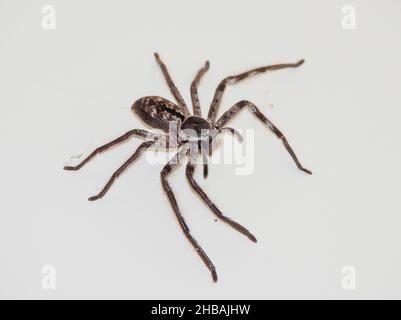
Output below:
[0,0,401,299]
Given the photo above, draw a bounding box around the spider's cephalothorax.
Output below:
[64,52,312,282]
[179,115,217,141]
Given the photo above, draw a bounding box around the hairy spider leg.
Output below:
[190,60,210,116]
[88,140,156,201]
[186,161,257,242]
[64,129,153,171]
[160,148,218,282]
[217,100,312,174]
[154,52,190,116]
[207,59,305,122]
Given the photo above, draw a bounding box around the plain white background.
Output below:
[0,0,401,299]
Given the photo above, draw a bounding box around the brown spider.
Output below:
[64,52,312,282]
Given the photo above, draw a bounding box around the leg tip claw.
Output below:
[88,195,99,201]
[249,234,258,243]
[63,165,77,171]
[212,271,218,282]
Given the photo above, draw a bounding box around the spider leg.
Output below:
[190,60,210,116]
[217,100,312,174]
[154,52,190,116]
[207,59,304,122]
[160,149,218,282]
[88,140,155,201]
[186,161,257,242]
[63,129,154,171]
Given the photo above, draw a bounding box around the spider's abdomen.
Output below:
[131,96,185,132]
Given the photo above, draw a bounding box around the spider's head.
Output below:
[178,117,244,156]
[178,116,219,146]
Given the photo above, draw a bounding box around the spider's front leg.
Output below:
[216,100,312,175]
[190,60,210,116]
[154,52,190,116]
[160,148,218,282]
[207,59,305,122]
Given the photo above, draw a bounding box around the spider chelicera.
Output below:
[64,52,312,282]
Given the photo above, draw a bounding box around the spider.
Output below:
[64,52,312,282]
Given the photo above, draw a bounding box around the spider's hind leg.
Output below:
[63,129,152,171]
[185,161,257,242]
[160,149,218,282]
[88,140,155,201]
[217,100,312,175]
